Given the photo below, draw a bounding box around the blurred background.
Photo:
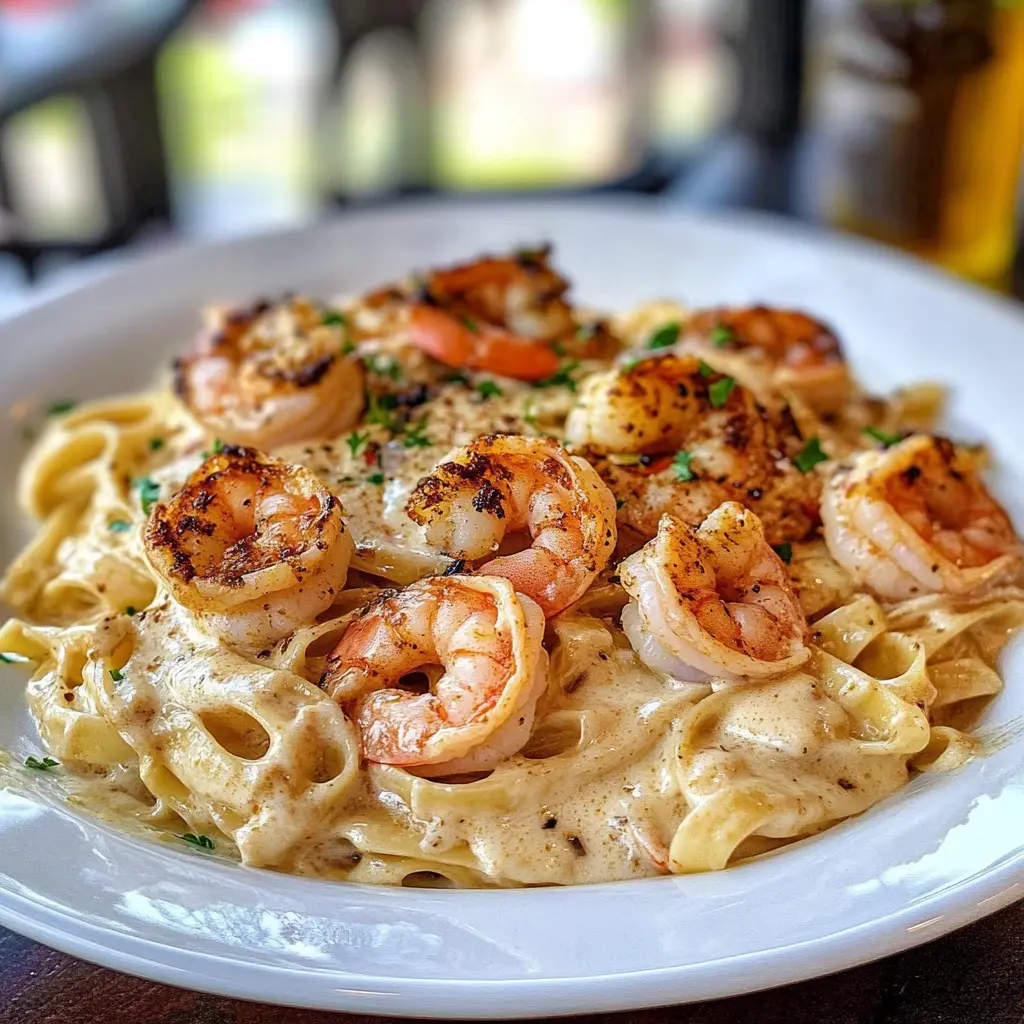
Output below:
[2,0,1024,308]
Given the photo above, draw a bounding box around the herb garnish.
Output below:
[179,833,214,850]
[615,499,626,510]
[445,371,470,387]
[322,310,346,327]
[708,376,737,408]
[698,359,715,378]
[135,477,160,515]
[341,339,356,356]
[794,437,828,473]
[109,668,125,682]
[535,359,581,391]
[47,400,76,416]
[863,425,902,448]
[367,472,385,485]
[125,606,136,617]
[366,354,402,382]
[647,322,680,350]
[476,380,503,400]
[346,431,370,458]
[402,418,432,448]
[773,543,794,564]
[459,315,480,334]
[672,450,696,481]
[148,437,164,452]
[108,520,131,533]
[25,756,59,771]
[709,324,733,347]
[366,393,401,432]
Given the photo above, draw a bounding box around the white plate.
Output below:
[1,200,1023,1018]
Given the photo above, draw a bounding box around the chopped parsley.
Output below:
[0,652,30,664]
[698,359,715,378]
[863,425,902,448]
[672,450,697,481]
[773,542,794,564]
[179,833,214,850]
[25,756,59,771]
[476,380,504,400]
[535,359,581,391]
[47,400,76,416]
[445,371,470,387]
[616,499,626,510]
[522,399,539,430]
[366,393,401,432]
[125,606,137,617]
[148,437,165,452]
[366,354,402,382]
[402,418,432,448]
[367,472,385,485]
[459,315,480,334]
[345,431,370,458]
[212,437,224,454]
[341,338,356,356]
[322,310,347,327]
[109,668,125,682]
[709,324,734,347]
[619,352,646,374]
[708,376,737,408]
[135,477,160,515]
[647,322,680,350]
[108,519,131,533]
[551,340,568,357]
[794,437,828,473]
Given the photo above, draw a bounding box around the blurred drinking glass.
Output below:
[811,0,1024,286]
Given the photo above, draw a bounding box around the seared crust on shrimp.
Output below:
[822,434,1022,601]
[683,306,850,414]
[565,352,821,546]
[405,434,618,616]
[620,503,809,682]
[320,575,547,775]
[144,445,353,644]
[174,296,365,448]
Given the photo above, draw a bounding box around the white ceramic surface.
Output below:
[1,200,1023,1018]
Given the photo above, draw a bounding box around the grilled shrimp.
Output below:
[565,352,821,546]
[174,296,365,448]
[405,434,618,616]
[320,574,547,775]
[619,503,810,682]
[822,434,1022,601]
[144,445,353,644]
[405,248,574,380]
[683,306,850,414]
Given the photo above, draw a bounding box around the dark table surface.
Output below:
[3,186,1024,1023]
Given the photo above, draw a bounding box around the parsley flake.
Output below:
[212,437,224,455]
[708,376,737,408]
[148,437,164,452]
[672,450,697,482]
[445,371,470,387]
[709,324,734,347]
[108,519,131,533]
[773,542,794,564]
[367,472,385,485]
[402,418,432,448]
[179,833,215,850]
[476,380,503,400]
[341,339,356,356]
[616,499,626,510]
[535,359,581,391]
[647,322,680,350]
[366,393,401,432]
[109,668,125,682]
[25,756,59,771]
[698,359,715,378]
[47,400,76,416]
[522,399,539,431]
[135,477,160,516]
[459,315,480,334]
[125,606,137,617]
[322,310,347,327]
[794,437,828,473]
[366,354,402,381]
[346,431,370,458]
[863,425,902,449]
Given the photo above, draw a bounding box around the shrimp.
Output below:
[405,249,574,380]
[565,352,821,546]
[144,445,353,645]
[405,434,618,616]
[619,503,810,682]
[822,434,1022,601]
[174,296,365,448]
[683,306,851,414]
[320,574,547,775]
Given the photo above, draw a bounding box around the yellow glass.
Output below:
[816,1,1024,287]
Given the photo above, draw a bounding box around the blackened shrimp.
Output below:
[683,306,851,414]
[405,434,618,616]
[144,446,353,644]
[822,434,1022,601]
[620,503,810,682]
[564,352,822,546]
[174,296,365,448]
[320,575,547,776]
